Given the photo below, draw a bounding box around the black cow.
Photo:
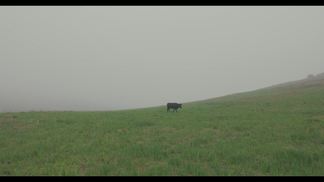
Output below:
[167,103,182,112]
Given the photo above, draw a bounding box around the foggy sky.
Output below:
[1,6,324,112]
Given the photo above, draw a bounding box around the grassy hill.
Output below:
[1,75,324,175]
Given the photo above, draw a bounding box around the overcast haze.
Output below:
[1,6,324,112]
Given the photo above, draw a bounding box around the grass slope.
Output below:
[1,78,324,175]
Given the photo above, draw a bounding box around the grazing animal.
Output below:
[167,103,182,112]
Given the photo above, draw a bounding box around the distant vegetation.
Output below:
[1,74,324,175]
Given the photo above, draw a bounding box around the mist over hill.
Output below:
[267,71,324,90]
[1,71,324,113]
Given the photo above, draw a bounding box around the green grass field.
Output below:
[1,78,324,176]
